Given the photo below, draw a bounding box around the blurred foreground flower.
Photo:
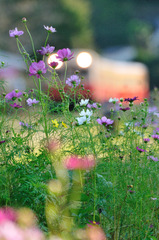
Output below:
[86,225,107,240]
[64,155,95,170]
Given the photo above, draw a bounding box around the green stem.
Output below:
[23,22,37,61]
[44,32,50,47]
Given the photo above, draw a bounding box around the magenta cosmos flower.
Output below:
[37,44,55,56]
[151,134,159,140]
[136,146,147,153]
[10,103,22,109]
[66,75,81,88]
[9,27,24,38]
[124,96,139,103]
[29,61,47,78]
[119,107,131,112]
[5,90,22,101]
[56,48,74,62]
[48,61,58,69]
[64,155,95,170]
[26,98,39,106]
[97,116,114,126]
[44,25,56,33]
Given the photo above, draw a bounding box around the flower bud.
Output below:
[15,89,19,93]
[18,98,22,102]
[120,98,124,102]
[119,103,122,107]
[129,102,133,107]
[22,17,27,23]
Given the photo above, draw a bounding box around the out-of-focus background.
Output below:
[1,0,159,98]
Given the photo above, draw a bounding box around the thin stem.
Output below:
[23,22,37,61]
[44,32,50,47]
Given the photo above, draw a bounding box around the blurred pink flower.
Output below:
[65,155,95,170]
[0,207,16,223]
[5,90,22,101]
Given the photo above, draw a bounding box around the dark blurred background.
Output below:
[1,0,159,90]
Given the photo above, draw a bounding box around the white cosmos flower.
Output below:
[76,116,91,125]
[79,99,89,106]
[79,109,93,118]
[109,98,119,103]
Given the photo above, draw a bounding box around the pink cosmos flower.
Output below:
[66,75,81,88]
[143,138,150,143]
[97,116,114,126]
[136,146,147,153]
[10,103,22,109]
[87,103,101,109]
[65,155,95,170]
[5,90,22,101]
[37,44,55,56]
[56,48,74,62]
[48,61,58,69]
[26,98,39,106]
[44,25,56,33]
[29,61,47,78]
[148,156,159,162]
[9,27,24,38]
[151,134,159,140]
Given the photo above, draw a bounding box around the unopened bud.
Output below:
[18,98,22,102]
[22,17,27,23]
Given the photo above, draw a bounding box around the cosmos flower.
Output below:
[151,134,159,140]
[66,75,81,88]
[87,102,101,109]
[97,116,114,126]
[5,90,22,101]
[29,61,47,78]
[9,27,24,38]
[26,98,39,107]
[10,103,22,109]
[143,138,150,143]
[56,48,74,62]
[148,156,159,162]
[64,155,95,170]
[44,25,56,33]
[119,107,130,112]
[109,98,119,103]
[0,140,6,145]
[48,61,58,69]
[79,99,89,106]
[19,122,32,129]
[136,146,147,153]
[37,44,55,56]
[124,96,139,103]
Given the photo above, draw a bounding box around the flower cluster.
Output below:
[76,109,93,125]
